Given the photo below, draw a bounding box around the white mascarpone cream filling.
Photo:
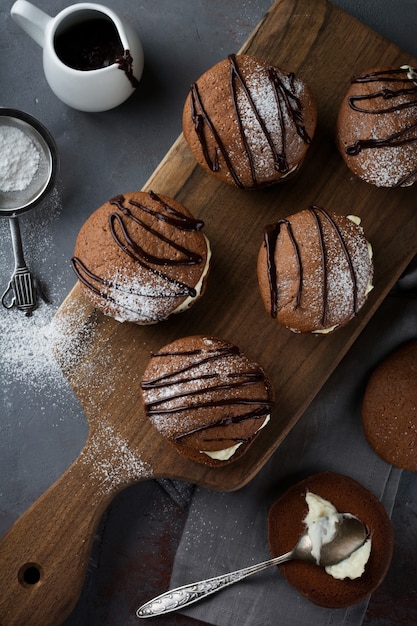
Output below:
[312,215,373,335]
[304,491,371,580]
[173,235,212,314]
[200,414,270,460]
[304,492,340,562]
[277,163,298,179]
[402,64,417,82]
[326,536,372,580]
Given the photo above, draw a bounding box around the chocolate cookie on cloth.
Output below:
[140,335,274,466]
[182,53,317,190]
[267,472,393,608]
[362,339,417,471]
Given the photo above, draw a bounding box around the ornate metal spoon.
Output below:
[137,513,367,619]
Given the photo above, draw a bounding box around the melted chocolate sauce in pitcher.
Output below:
[54,18,124,71]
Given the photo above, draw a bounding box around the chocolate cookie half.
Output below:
[257,207,374,333]
[72,191,211,324]
[362,339,417,471]
[140,335,274,466]
[182,54,317,190]
[267,472,393,608]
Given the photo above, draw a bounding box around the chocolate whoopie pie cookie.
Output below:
[182,53,317,190]
[362,339,417,471]
[140,335,274,467]
[337,65,417,187]
[72,191,211,324]
[267,471,393,608]
[257,206,374,333]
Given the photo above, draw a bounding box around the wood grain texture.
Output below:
[1,0,416,624]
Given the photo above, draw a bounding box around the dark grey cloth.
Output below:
[157,478,195,510]
[170,270,417,625]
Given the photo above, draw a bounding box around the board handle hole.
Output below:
[18,563,42,587]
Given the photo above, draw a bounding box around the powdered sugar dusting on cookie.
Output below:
[357,142,416,188]
[104,268,183,324]
[141,336,274,460]
[185,54,316,189]
[237,63,305,180]
[324,217,373,327]
[263,209,374,333]
[73,192,210,324]
[339,67,417,187]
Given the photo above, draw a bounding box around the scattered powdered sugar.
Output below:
[78,421,153,500]
[0,126,40,192]
[0,187,111,394]
[0,189,67,393]
[1,286,154,493]
[1,187,119,422]
[1,303,62,386]
[1,184,153,491]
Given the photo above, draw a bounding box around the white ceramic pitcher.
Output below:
[10,0,144,112]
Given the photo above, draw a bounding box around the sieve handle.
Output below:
[2,217,49,314]
[9,216,26,269]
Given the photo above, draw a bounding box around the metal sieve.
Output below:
[0,108,59,315]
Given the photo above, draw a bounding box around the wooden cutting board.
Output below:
[1,1,417,624]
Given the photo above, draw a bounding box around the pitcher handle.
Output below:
[10,0,51,48]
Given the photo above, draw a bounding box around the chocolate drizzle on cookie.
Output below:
[345,67,417,187]
[263,207,358,327]
[190,54,312,189]
[109,192,204,266]
[141,344,274,445]
[71,191,205,319]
